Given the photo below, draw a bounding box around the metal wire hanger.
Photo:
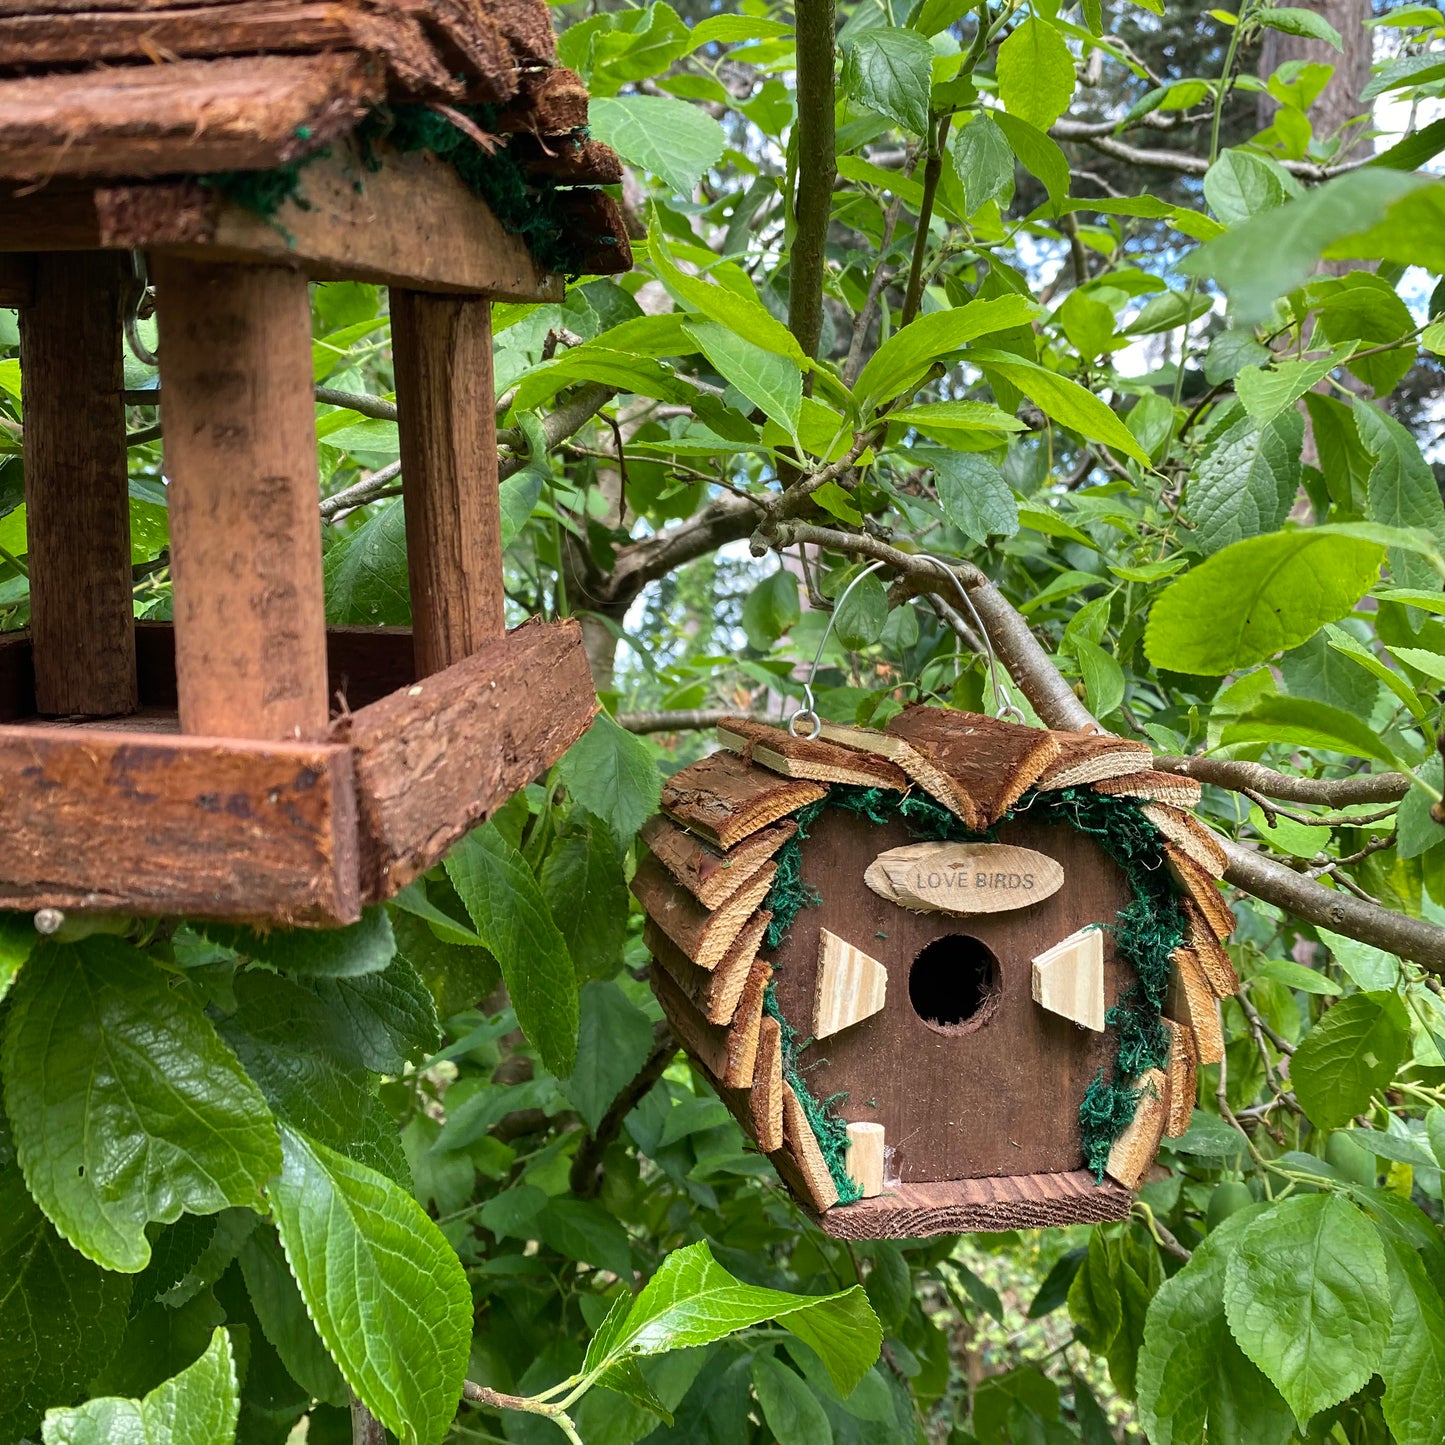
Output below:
[787,554,1025,740]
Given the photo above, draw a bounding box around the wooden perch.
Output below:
[885,706,1062,825]
[661,750,825,850]
[845,1122,885,1198]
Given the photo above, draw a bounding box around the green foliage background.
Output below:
[5,0,1445,1441]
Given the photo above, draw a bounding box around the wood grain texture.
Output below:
[1093,770,1203,807]
[0,144,568,300]
[846,1122,885,1198]
[0,725,360,923]
[650,952,768,1089]
[155,257,329,741]
[336,618,597,897]
[21,250,136,718]
[640,815,795,909]
[864,841,1065,916]
[1031,926,1105,1031]
[1036,733,1152,790]
[1183,902,1240,997]
[751,1015,783,1152]
[492,64,587,132]
[645,911,769,1027]
[885,706,1063,825]
[1167,848,1236,940]
[777,1082,840,1212]
[769,808,1133,1181]
[1166,946,1224,1065]
[1105,1068,1168,1190]
[630,854,777,971]
[813,928,887,1038]
[391,291,504,677]
[0,3,469,99]
[0,52,382,179]
[819,720,981,825]
[660,750,825,850]
[1162,1018,1197,1137]
[817,1171,1133,1238]
[717,717,908,790]
[1141,802,1228,877]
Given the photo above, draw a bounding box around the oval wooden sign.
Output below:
[863,842,1064,915]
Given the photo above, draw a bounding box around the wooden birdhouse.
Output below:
[0,2,630,923]
[634,708,1238,1238]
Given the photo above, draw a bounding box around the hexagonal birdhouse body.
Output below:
[636,709,1238,1238]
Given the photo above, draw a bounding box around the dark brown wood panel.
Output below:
[338,618,597,897]
[0,725,360,923]
[21,251,137,717]
[392,291,505,678]
[767,808,1134,1183]
[818,1171,1133,1238]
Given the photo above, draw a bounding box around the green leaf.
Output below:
[499,469,543,548]
[684,318,802,430]
[1236,347,1356,426]
[1323,623,1426,724]
[842,29,934,136]
[1182,169,1428,321]
[864,1243,912,1332]
[582,1240,881,1398]
[1341,1127,1438,1168]
[1318,928,1402,992]
[0,911,35,1004]
[1220,695,1403,769]
[648,225,807,365]
[305,957,442,1074]
[204,906,395,978]
[833,572,889,650]
[1138,1205,1294,1445]
[323,499,410,626]
[1356,402,1445,592]
[1381,1232,1445,1445]
[0,1163,133,1443]
[1144,530,1384,675]
[742,567,802,649]
[588,95,724,196]
[1291,990,1411,1129]
[1068,1229,1122,1352]
[217,969,410,1182]
[855,295,1039,409]
[930,451,1019,544]
[752,1354,833,1445]
[445,824,579,1076]
[967,350,1150,463]
[1073,637,1126,716]
[562,980,658,1133]
[1314,276,1417,397]
[557,711,663,847]
[1261,6,1343,47]
[238,1226,348,1407]
[1204,149,1300,227]
[892,399,1027,438]
[1059,289,1118,361]
[1,938,280,1273]
[952,113,1015,215]
[993,111,1071,205]
[996,16,1077,132]
[269,1126,471,1445]
[1256,958,1340,994]
[1187,412,1303,555]
[537,1196,634,1277]
[42,1326,239,1445]
[1223,1195,1389,1424]
[542,814,630,980]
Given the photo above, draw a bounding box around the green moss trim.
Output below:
[760,780,1185,1197]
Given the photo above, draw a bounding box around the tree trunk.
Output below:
[1257,0,1375,159]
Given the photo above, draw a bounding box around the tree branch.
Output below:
[618,709,743,734]
[788,0,837,367]
[900,114,952,329]
[1153,755,1412,806]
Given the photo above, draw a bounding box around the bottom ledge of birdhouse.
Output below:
[813,1171,1133,1239]
[0,617,595,925]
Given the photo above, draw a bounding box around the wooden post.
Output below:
[390,291,505,678]
[153,257,329,739]
[20,251,138,717]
